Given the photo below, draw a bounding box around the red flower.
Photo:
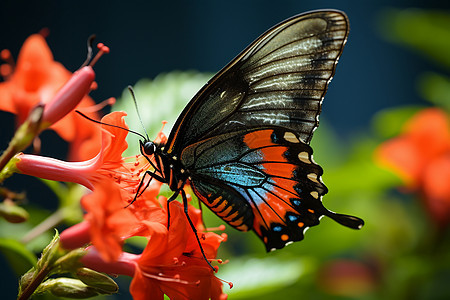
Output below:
[318,259,377,297]
[76,200,227,300]
[375,108,450,226]
[0,34,104,161]
[15,111,150,193]
[61,177,164,262]
[59,178,228,299]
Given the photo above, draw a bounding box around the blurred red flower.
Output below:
[375,108,450,226]
[0,34,102,161]
[61,181,227,300]
[318,259,377,297]
[130,201,226,300]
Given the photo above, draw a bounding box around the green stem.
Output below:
[21,209,65,244]
[0,142,19,174]
[0,105,44,182]
[17,267,51,300]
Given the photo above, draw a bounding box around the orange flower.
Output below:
[23,110,167,262]
[318,259,377,297]
[0,34,103,161]
[130,200,226,300]
[15,111,149,193]
[77,200,227,300]
[59,181,227,298]
[375,108,450,226]
[61,178,164,261]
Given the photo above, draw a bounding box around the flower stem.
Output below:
[17,267,51,300]
[0,105,44,182]
[0,143,19,174]
[21,209,65,244]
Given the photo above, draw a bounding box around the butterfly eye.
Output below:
[143,141,156,155]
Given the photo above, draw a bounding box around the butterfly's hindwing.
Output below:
[238,128,330,250]
[182,128,333,251]
[166,10,349,153]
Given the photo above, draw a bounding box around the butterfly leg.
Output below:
[197,199,207,229]
[180,188,216,272]
[127,170,166,207]
[166,190,180,229]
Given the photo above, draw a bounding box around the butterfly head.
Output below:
[140,140,157,156]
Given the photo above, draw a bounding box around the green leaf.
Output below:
[38,180,84,225]
[371,106,423,138]
[418,72,450,111]
[0,206,54,252]
[0,238,36,276]
[219,256,314,298]
[378,8,450,67]
[38,229,60,269]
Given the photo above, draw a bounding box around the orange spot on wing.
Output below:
[261,146,288,160]
[243,130,275,148]
[262,161,295,178]
[228,216,243,227]
[281,234,289,241]
[219,205,233,217]
[210,196,222,207]
[215,199,228,212]
[223,210,239,222]
[244,129,296,183]
[253,192,298,232]
[269,177,297,196]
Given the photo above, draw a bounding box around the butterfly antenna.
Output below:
[128,86,150,142]
[75,110,148,141]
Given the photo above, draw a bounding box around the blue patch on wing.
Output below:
[196,162,266,187]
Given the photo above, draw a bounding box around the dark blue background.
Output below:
[2,0,449,137]
[1,0,449,298]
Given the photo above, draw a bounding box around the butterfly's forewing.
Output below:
[166,10,349,153]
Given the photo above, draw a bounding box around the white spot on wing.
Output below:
[307,173,319,183]
[284,132,300,143]
[298,151,311,164]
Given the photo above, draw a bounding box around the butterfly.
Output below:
[137,9,364,260]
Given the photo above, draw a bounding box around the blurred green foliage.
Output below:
[378,8,450,68]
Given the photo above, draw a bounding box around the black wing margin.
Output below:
[166,10,349,153]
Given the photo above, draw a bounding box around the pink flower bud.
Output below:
[41,66,95,127]
[81,247,137,277]
[60,221,91,249]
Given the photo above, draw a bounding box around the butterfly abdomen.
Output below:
[190,179,254,232]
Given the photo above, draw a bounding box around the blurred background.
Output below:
[1,0,450,299]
